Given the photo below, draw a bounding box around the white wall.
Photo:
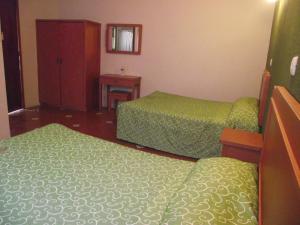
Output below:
[0,25,10,139]
[19,0,59,107]
[58,0,275,102]
[19,0,275,106]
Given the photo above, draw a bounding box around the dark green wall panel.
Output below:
[264,0,300,128]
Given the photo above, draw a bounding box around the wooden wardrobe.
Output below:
[36,20,101,111]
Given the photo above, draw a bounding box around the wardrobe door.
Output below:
[36,21,61,107]
[60,22,85,111]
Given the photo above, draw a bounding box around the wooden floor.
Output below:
[9,106,196,162]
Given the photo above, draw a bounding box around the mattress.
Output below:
[0,124,258,225]
[117,91,259,158]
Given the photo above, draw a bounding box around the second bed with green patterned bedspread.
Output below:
[117,91,259,158]
[0,124,258,225]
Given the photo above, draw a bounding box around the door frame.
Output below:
[1,0,25,110]
[15,0,25,109]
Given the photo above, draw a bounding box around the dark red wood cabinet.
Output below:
[36,20,100,111]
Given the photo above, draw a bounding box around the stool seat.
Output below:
[108,90,131,111]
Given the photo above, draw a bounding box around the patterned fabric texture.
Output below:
[0,124,195,225]
[117,91,258,159]
[226,97,259,132]
[0,124,258,225]
[160,157,258,225]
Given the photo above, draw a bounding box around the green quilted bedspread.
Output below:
[0,124,258,225]
[117,91,233,158]
[0,124,194,225]
[160,158,258,225]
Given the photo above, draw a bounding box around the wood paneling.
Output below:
[259,86,300,225]
[36,21,61,107]
[36,20,101,111]
[258,70,271,127]
[60,22,85,110]
[220,128,263,164]
[84,22,101,110]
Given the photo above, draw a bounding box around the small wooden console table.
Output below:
[99,74,141,111]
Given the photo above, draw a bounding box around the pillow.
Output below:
[160,157,258,225]
[227,97,259,132]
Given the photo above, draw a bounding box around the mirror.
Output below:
[106,24,142,55]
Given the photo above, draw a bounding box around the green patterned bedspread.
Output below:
[0,124,258,225]
[0,124,194,225]
[160,158,258,225]
[117,91,258,159]
[117,92,232,158]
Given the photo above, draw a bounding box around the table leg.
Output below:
[107,85,110,110]
[130,89,134,100]
[99,83,102,111]
[137,84,141,98]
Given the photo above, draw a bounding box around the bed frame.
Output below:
[259,86,300,225]
[258,70,271,127]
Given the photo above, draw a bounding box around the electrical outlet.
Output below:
[120,66,127,75]
[290,56,298,76]
[120,67,125,74]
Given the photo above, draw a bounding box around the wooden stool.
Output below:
[108,90,131,111]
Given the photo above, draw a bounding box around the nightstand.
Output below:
[220,128,263,164]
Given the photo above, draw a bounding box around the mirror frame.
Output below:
[106,23,142,55]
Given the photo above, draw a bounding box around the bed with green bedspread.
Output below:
[117,91,259,159]
[0,124,258,225]
[160,157,258,225]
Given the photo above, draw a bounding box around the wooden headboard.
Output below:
[258,70,271,127]
[259,86,300,225]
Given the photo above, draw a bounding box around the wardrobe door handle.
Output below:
[56,58,63,64]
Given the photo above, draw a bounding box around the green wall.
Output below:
[264,0,300,127]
